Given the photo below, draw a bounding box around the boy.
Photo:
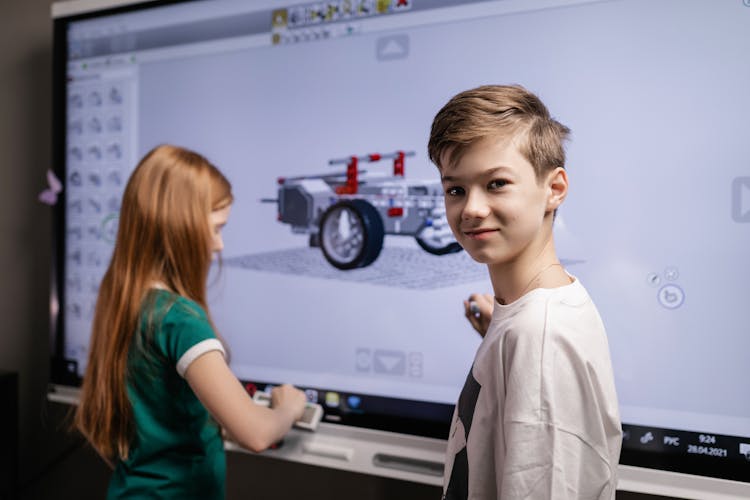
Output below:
[428,85,621,499]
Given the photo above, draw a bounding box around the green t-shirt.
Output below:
[107,289,226,499]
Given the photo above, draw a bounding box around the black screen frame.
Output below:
[50,0,750,487]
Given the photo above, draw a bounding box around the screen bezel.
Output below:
[50,0,750,493]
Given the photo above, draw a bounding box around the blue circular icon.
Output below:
[658,284,685,309]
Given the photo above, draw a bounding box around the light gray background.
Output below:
[131,0,750,424]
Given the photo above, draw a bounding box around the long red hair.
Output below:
[74,144,233,462]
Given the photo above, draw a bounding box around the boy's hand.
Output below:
[463,293,494,338]
[271,384,307,421]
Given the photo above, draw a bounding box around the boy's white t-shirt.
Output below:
[443,278,622,500]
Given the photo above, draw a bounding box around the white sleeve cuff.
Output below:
[176,338,226,377]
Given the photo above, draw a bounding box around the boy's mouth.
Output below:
[463,228,497,240]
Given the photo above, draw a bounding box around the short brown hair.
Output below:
[428,84,570,180]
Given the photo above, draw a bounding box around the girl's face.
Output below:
[209,204,232,257]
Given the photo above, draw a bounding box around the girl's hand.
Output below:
[463,293,494,338]
[186,352,306,452]
[271,384,307,421]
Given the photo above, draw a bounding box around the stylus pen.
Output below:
[469,301,481,319]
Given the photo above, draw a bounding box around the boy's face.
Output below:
[439,135,564,267]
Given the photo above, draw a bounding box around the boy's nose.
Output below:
[461,190,491,220]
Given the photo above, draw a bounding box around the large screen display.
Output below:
[52,0,750,488]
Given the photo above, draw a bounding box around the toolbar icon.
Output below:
[664,266,679,281]
[373,349,405,375]
[658,284,685,310]
[304,389,318,403]
[646,272,660,287]
[346,395,361,409]
[663,436,680,446]
[355,347,371,372]
[376,34,409,61]
[325,391,340,408]
[408,352,423,378]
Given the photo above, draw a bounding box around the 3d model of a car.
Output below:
[263,150,461,270]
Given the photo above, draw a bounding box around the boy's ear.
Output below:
[545,167,568,212]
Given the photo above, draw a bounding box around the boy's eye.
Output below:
[445,186,464,196]
[488,179,508,190]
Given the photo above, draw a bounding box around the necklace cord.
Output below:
[519,262,564,296]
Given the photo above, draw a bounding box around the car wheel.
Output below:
[415,223,462,255]
[319,200,384,269]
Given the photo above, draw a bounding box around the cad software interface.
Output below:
[62,0,749,453]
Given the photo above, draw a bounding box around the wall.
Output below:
[0,0,56,492]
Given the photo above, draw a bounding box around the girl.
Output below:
[74,144,306,499]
